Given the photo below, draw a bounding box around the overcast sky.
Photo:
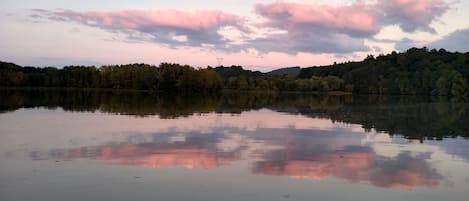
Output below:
[1,0,468,71]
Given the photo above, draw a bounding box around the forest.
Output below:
[298,47,469,96]
[1,47,468,96]
[0,62,222,94]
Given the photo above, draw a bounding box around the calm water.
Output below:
[1,90,469,201]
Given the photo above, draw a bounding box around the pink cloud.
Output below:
[250,0,450,54]
[31,0,450,55]
[379,0,449,33]
[36,8,246,48]
[255,0,449,35]
[54,9,243,31]
[255,2,380,36]
[251,1,379,54]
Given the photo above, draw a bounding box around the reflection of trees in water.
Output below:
[1,90,468,139]
[0,90,221,118]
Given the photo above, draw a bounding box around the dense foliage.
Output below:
[215,48,468,96]
[213,66,345,92]
[299,48,469,96]
[1,47,468,96]
[0,62,222,93]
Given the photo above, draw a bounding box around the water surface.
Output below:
[1,90,468,201]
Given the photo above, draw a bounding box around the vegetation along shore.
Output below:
[1,47,468,97]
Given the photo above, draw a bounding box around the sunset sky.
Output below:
[1,0,468,71]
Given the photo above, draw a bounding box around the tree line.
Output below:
[0,62,222,93]
[213,48,468,96]
[298,47,469,96]
[212,66,346,92]
[1,47,468,96]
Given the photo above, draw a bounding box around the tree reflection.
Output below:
[1,89,468,139]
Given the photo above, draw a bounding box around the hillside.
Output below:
[213,65,264,80]
[267,67,300,77]
[298,48,469,96]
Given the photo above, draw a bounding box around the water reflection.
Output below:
[1,89,468,140]
[28,125,444,190]
[50,146,233,169]
[253,147,441,190]
[2,90,469,201]
[43,132,239,169]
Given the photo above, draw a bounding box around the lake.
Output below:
[1,90,468,201]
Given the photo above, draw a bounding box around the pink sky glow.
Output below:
[0,0,468,71]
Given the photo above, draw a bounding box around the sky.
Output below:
[1,0,469,71]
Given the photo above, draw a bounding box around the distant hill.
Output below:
[213,65,264,80]
[0,61,21,69]
[267,67,300,77]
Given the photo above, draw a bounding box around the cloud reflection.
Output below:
[51,145,233,169]
[253,146,442,190]
[46,132,240,169]
[31,126,443,190]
